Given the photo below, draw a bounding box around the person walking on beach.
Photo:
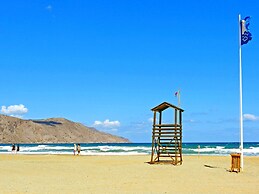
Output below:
[11,144,15,154]
[16,144,20,153]
[77,144,81,155]
[73,144,77,156]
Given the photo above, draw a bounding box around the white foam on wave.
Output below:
[244,147,259,155]
[187,146,239,155]
[187,145,259,156]
[20,145,73,152]
[191,146,226,153]
[81,150,148,156]
[95,145,151,152]
[0,145,13,151]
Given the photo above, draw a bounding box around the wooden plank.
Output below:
[155,130,181,132]
[159,152,181,155]
[153,130,181,133]
[158,153,181,156]
[152,132,181,135]
[158,148,181,151]
[153,128,181,131]
[158,146,181,149]
[153,125,182,127]
[158,140,180,142]
[158,155,181,157]
[153,124,181,127]
[153,135,182,138]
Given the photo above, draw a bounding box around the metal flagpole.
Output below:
[174,90,181,107]
[238,14,244,170]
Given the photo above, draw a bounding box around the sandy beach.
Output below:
[0,155,258,194]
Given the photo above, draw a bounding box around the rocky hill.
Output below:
[0,114,130,143]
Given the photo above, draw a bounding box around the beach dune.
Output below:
[0,155,258,194]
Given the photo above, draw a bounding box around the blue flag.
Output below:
[240,16,252,45]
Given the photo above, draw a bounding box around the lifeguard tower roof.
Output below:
[151,102,184,112]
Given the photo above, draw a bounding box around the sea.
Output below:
[0,142,259,156]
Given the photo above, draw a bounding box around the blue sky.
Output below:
[1,0,258,143]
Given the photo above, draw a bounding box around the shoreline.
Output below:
[1,153,259,157]
[1,155,259,193]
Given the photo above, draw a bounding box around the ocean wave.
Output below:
[1,143,259,156]
[184,145,259,156]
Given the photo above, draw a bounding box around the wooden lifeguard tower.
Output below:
[150,102,184,165]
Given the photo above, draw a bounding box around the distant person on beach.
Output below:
[77,144,81,155]
[11,144,15,153]
[73,144,77,156]
[16,145,20,153]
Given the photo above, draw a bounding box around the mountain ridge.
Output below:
[0,114,130,143]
